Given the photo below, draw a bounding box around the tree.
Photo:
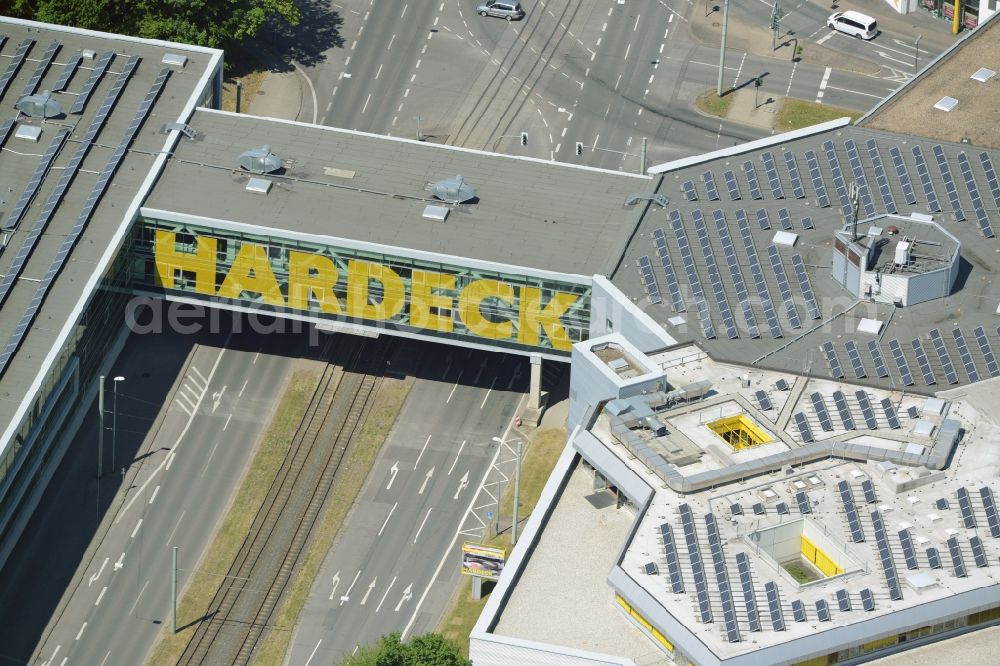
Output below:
[337,632,471,666]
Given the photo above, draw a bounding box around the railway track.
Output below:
[177,337,389,665]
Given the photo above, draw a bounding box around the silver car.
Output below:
[478,0,525,21]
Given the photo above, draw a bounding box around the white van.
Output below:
[827,11,878,40]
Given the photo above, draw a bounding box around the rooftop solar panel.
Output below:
[744,161,763,200]
[777,502,789,516]
[928,328,958,384]
[888,339,914,386]
[867,340,889,378]
[971,536,989,568]
[936,497,949,511]
[911,339,936,385]
[927,547,942,569]
[679,504,713,622]
[692,209,738,339]
[753,503,766,516]
[974,326,1000,377]
[952,328,980,383]
[845,139,877,218]
[860,588,875,612]
[933,144,966,222]
[861,479,877,504]
[724,169,742,201]
[794,413,814,443]
[761,151,785,199]
[888,145,918,205]
[652,228,686,312]
[0,119,13,149]
[703,171,720,201]
[981,486,1000,538]
[670,211,714,338]
[683,180,698,202]
[816,599,831,622]
[731,503,743,516]
[51,53,82,92]
[957,151,995,238]
[755,390,772,411]
[866,138,897,214]
[881,398,901,429]
[871,510,903,600]
[796,491,811,514]
[756,208,771,230]
[804,149,831,209]
[20,40,59,98]
[644,561,659,575]
[791,599,807,622]
[776,378,789,391]
[947,536,967,577]
[765,582,785,631]
[836,588,851,612]
[660,523,685,593]
[768,246,801,329]
[845,340,866,378]
[911,145,941,212]
[70,49,115,114]
[899,528,918,570]
[0,39,33,102]
[801,216,814,230]
[980,152,1000,209]
[638,255,662,305]
[810,392,834,432]
[736,552,762,632]
[821,341,845,379]
[856,390,878,430]
[735,210,782,338]
[705,513,741,643]
[2,128,69,232]
[838,481,865,543]
[785,151,806,199]
[957,487,977,529]
[832,391,855,431]
[778,208,793,231]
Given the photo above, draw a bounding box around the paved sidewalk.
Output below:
[242,68,304,122]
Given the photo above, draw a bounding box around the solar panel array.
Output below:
[899,528,918,570]
[705,513,740,643]
[836,588,851,612]
[888,339,914,386]
[845,340,866,379]
[888,145,917,204]
[777,502,789,516]
[761,152,785,199]
[724,169,741,201]
[911,146,941,212]
[911,339,936,385]
[816,598,831,622]
[713,210,759,338]
[981,486,1000,538]
[679,504,713,623]
[871,510,903,600]
[644,561,659,575]
[957,151,995,237]
[957,487,977,529]
[767,246,801,329]
[652,228,685,312]
[0,118,13,148]
[790,254,820,320]
[881,398,901,429]
[861,479,878,504]
[838,481,865,543]
[735,210,783,338]
[785,151,805,199]
[670,211,714,339]
[736,552,762,632]
[927,547,942,569]
[765,582,785,631]
[844,139,877,219]
[660,523,685,594]
[860,588,876,612]
[947,536,967,577]
[866,138,897,214]
[856,391,878,430]
[2,128,69,232]
[755,390,772,411]
[778,208,792,231]
[794,412,813,443]
[810,392,833,432]
[980,152,1000,209]
[20,40,60,98]
[757,208,771,231]
[70,49,115,113]
[971,536,989,568]
[801,216,814,230]
[692,210,738,339]
[929,328,959,384]
[974,326,1000,377]
[933,144,966,222]
[51,53,82,91]
[703,171,719,201]
[822,341,845,379]
[804,150,831,208]
[731,503,743,516]
[952,328,979,383]
[753,502,766,516]
[791,598,806,622]
[638,255,662,305]
[833,391,855,431]
[0,39,33,101]
[796,491,811,514]
[744,160,763,200]
[683,180,698,202]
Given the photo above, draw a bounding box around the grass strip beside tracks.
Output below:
[147,367,322,665]
[776,98,860,131]
[251,374,414,665]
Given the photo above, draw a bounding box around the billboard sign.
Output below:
[461,542,506,580]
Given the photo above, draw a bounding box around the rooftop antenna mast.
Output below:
[849,181,860,241]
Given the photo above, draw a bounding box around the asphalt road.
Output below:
[24,322,308,666]
[288,344,526,664]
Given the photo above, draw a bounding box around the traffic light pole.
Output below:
[716,0,730,96]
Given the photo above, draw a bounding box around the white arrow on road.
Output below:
[394,583,413,612]
[211,385,226,413]
[114,552,125,571]
[328,571,341,600]
[361,577,377,605]
[386,461,399,490]
[418,467,434,495]
[876,50,911,67]
[88,557,109,586]
[453,470,469,500]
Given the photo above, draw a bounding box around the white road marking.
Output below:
[480,378,496,408]
[394,583,413,611]
[165,450,176,471]
[413,506,434,544]
[786,61,798,95]
[362,93,372,113]
[304,639,323,666]
[328,571,341,600]
[75,623,87,641]
[189,365,207,385]
[291,60,319,124]
[378,502,398,536]
[211,385,226,412]
[95,586,107,606]
[100,651,111,666]
[375,575,397,612]
[816,30,834,45]
[634,13,640,31]
[149,485,160,504]
[414,435,431,470]
[238,379,247,397]
[826,85,884,98]
[202,439,221,475]
[733,52,747,89]
[128,579,149,616]
[453,470,470,500]
[43,645,60,666]
[88,557,108,586]
[361,577,377,605]
[131,519,143,539]
[340,569,361,606]
[165,509,185,545]
[388,33,396,51]
[114,552,124,571]
[375,63,383,79]
[400,3,407,18]
[387,461,399,489]
[173,399,192,417]
[223,413,232,431]
[418,467,434,495]
[448,440,467,475]
[816,66,832,102]
[252,350,260,364]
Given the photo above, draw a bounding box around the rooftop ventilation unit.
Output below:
[933,96,959,112]
[14,90,63,118]
[431,175,476,204]
[971,67,996,83]
[238,145,283,174]
[161,53,187,68]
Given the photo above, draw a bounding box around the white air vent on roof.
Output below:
[971,67,996,83]
[772,230,798,246]
[14,124,41,142]
[423,205,449,221]
[82,49,96,59]
[246,177,272,194]
[162,53,187,67]
[933,96,959,112]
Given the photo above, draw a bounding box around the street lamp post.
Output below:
[112,376,125,474]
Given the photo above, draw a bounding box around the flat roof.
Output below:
[612,124,1000,395]
[0,19,220,442]
[862,13,1000,150]
[143,109,648,278]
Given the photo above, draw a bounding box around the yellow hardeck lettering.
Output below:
[459,280,514,340]
[217,242,285,306]
[346,260,405,320]
[517,287,578,351]
[410,270,455,333]
[154,230,218,295]
[288,251,343,314]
